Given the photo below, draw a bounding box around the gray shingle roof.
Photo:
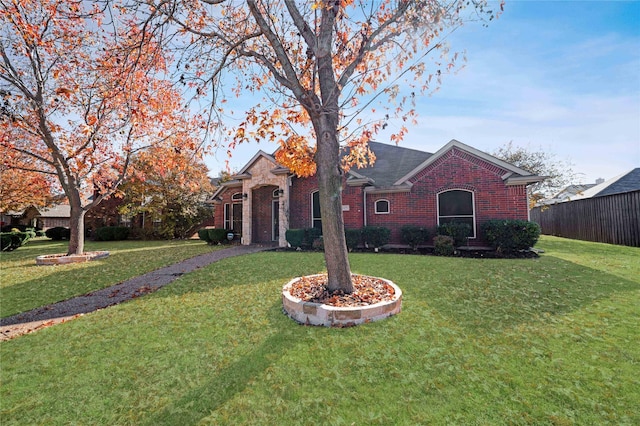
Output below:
[593,168,640,197]
[347,141,433,187]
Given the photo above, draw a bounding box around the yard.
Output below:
[1,236,638,425]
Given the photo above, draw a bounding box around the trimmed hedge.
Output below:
[95,226,130,241]
[198,229,212,243]
[45,227,70,241]
[344,228,362,251]
[198,228,232,244]
[208,228,230,244]
[285,228,322,249]
[400,225,431,250]
[481,219,541,254]
[437,222,472,247]
[361,226,391,249]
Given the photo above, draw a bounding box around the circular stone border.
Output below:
[282,274,402,327]
[36,251,110,266]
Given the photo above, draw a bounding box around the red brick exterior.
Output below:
[214,146,531,246]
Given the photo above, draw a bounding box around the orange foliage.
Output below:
[145,0,497,172]
[275,135,317,177]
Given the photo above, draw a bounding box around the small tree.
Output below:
[119,146,214,239]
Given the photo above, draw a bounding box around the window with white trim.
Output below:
[311,190,322,230]
[437,189,476,238]
[231,192,243,202]
[374,199,390,214]
[223,203,231,230]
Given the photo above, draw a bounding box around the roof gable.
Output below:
[394,139,542,186]
[237,150,279,175]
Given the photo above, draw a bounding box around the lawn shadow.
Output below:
[419,256,640,334]
[142,300,309,426]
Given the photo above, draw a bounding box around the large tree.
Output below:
[0,146,54,214]
[137,0,497,292]
[0,0,203,254]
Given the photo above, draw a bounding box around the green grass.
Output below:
[1,236,638,425]
[0,238,222,318]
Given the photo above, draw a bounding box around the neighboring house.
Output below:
[570,168,640,200]
[0,205,71,230]
[210,139,544,248]
[34,205,72,230]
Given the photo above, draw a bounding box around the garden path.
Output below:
[0,244,275,341]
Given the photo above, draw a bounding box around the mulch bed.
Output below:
[288,274,395,307]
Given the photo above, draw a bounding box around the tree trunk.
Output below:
[67,198,86,256]
[315,122,354,294]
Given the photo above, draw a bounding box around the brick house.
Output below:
[210,139,544,247]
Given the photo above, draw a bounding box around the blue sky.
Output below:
[204,0,640,186]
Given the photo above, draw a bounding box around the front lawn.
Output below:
[1,236,638,424]
[0,238,222,318]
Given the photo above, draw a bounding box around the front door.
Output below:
[232,203,243,236]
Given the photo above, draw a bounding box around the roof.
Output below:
[347,142,433,187]
[573,168,640,199]
[211,139,544,199]
[38,205,71,218]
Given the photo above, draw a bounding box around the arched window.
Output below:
[231,192,243,201]
[311,190,322,230]
[437,189,476,238]
[374,199,390,214]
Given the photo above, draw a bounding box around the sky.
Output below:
[203,0,640,186]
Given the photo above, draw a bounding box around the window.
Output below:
[231,192,243,201]
[437,189,475,238]
[375,199,390,214]
[311,190,322,230]
[119,214,132,227]
[223,203,231,230]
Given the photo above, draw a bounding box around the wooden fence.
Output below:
[530,190,640,247]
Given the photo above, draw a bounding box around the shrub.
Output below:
[433,235,455,256]
[1,224,35,233]
[1,233,21,251]
[361,226,391,250]
[207,228,230,244]
[481,220,541,254]
[36,230,46,237]
[0,231,33,251]
[400,225,431,250]
[306,228,322,247]
[198,229,212,243]
[286,228,322,249]
[344,228,362,251]
[437,222,472,247]
[312,236,324,251]
[95,226,130,241]
[45,227,70,241]
[285,229,305,248]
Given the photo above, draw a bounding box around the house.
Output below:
[0,205,71,231]
[570,168,640,200]
[210,139,545,248]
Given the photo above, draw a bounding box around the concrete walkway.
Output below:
[0,244,275,341]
